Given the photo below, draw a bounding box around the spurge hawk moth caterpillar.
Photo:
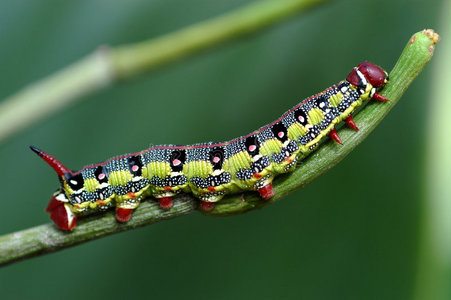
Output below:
[31,62,389,230]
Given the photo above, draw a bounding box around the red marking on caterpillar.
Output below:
[46,195,76,230]
[46,195,62,212]
[258,183,274,200]
[116,208,133,223]
[159,197,173,210]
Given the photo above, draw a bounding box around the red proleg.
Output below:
[200,201,215,211]
[48,203,76,230]
[46,195,63,212]
[116,208,134,223]
[258,183,274,200]
[159,197,173,210]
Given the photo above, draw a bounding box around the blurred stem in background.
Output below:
[416,1,451,299]
[0,0,329,144]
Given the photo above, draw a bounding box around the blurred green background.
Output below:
[0,0,447,299]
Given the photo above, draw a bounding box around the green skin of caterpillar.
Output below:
[34,62,389,229]
[65,82,373,212]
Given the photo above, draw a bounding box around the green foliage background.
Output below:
[0,0,445,299]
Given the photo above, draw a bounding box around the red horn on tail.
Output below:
[29,146,71,176]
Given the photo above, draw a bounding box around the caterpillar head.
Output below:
[30,146,77,230]
[346,62,389,89]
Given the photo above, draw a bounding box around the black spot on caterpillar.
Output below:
[31,62,389,230]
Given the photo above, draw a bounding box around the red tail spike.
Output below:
[345,115,359,131]
[30,146,71,176]
[329,129,343,145]
[373,92,389,102]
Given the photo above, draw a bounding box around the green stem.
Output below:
[0,30,439,267]
[0,0,329,144]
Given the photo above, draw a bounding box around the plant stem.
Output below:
[0,0,329,144]
[0,29,439,267]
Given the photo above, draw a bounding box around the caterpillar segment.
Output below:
[31,62,389,230]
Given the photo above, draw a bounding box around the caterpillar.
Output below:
[31,62,389,230]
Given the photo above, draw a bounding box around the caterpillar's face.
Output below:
[346,62,389,89]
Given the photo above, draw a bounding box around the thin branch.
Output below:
[0,29,439,267]
[0,0,330,144]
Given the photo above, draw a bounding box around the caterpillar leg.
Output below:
[255,175,275,200]
[328,128,343,145]
[115,196,142,223]
[158,197,173,210]
[345,115,359,130]
[155,190,179,210]
[373,92,388,102]
[197,189,227,210]
[258,183,274,199]
[46,192,77,230]
[200,201,215,211]
[116,207,134,223]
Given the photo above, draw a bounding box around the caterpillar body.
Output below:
[31,62,389,230]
